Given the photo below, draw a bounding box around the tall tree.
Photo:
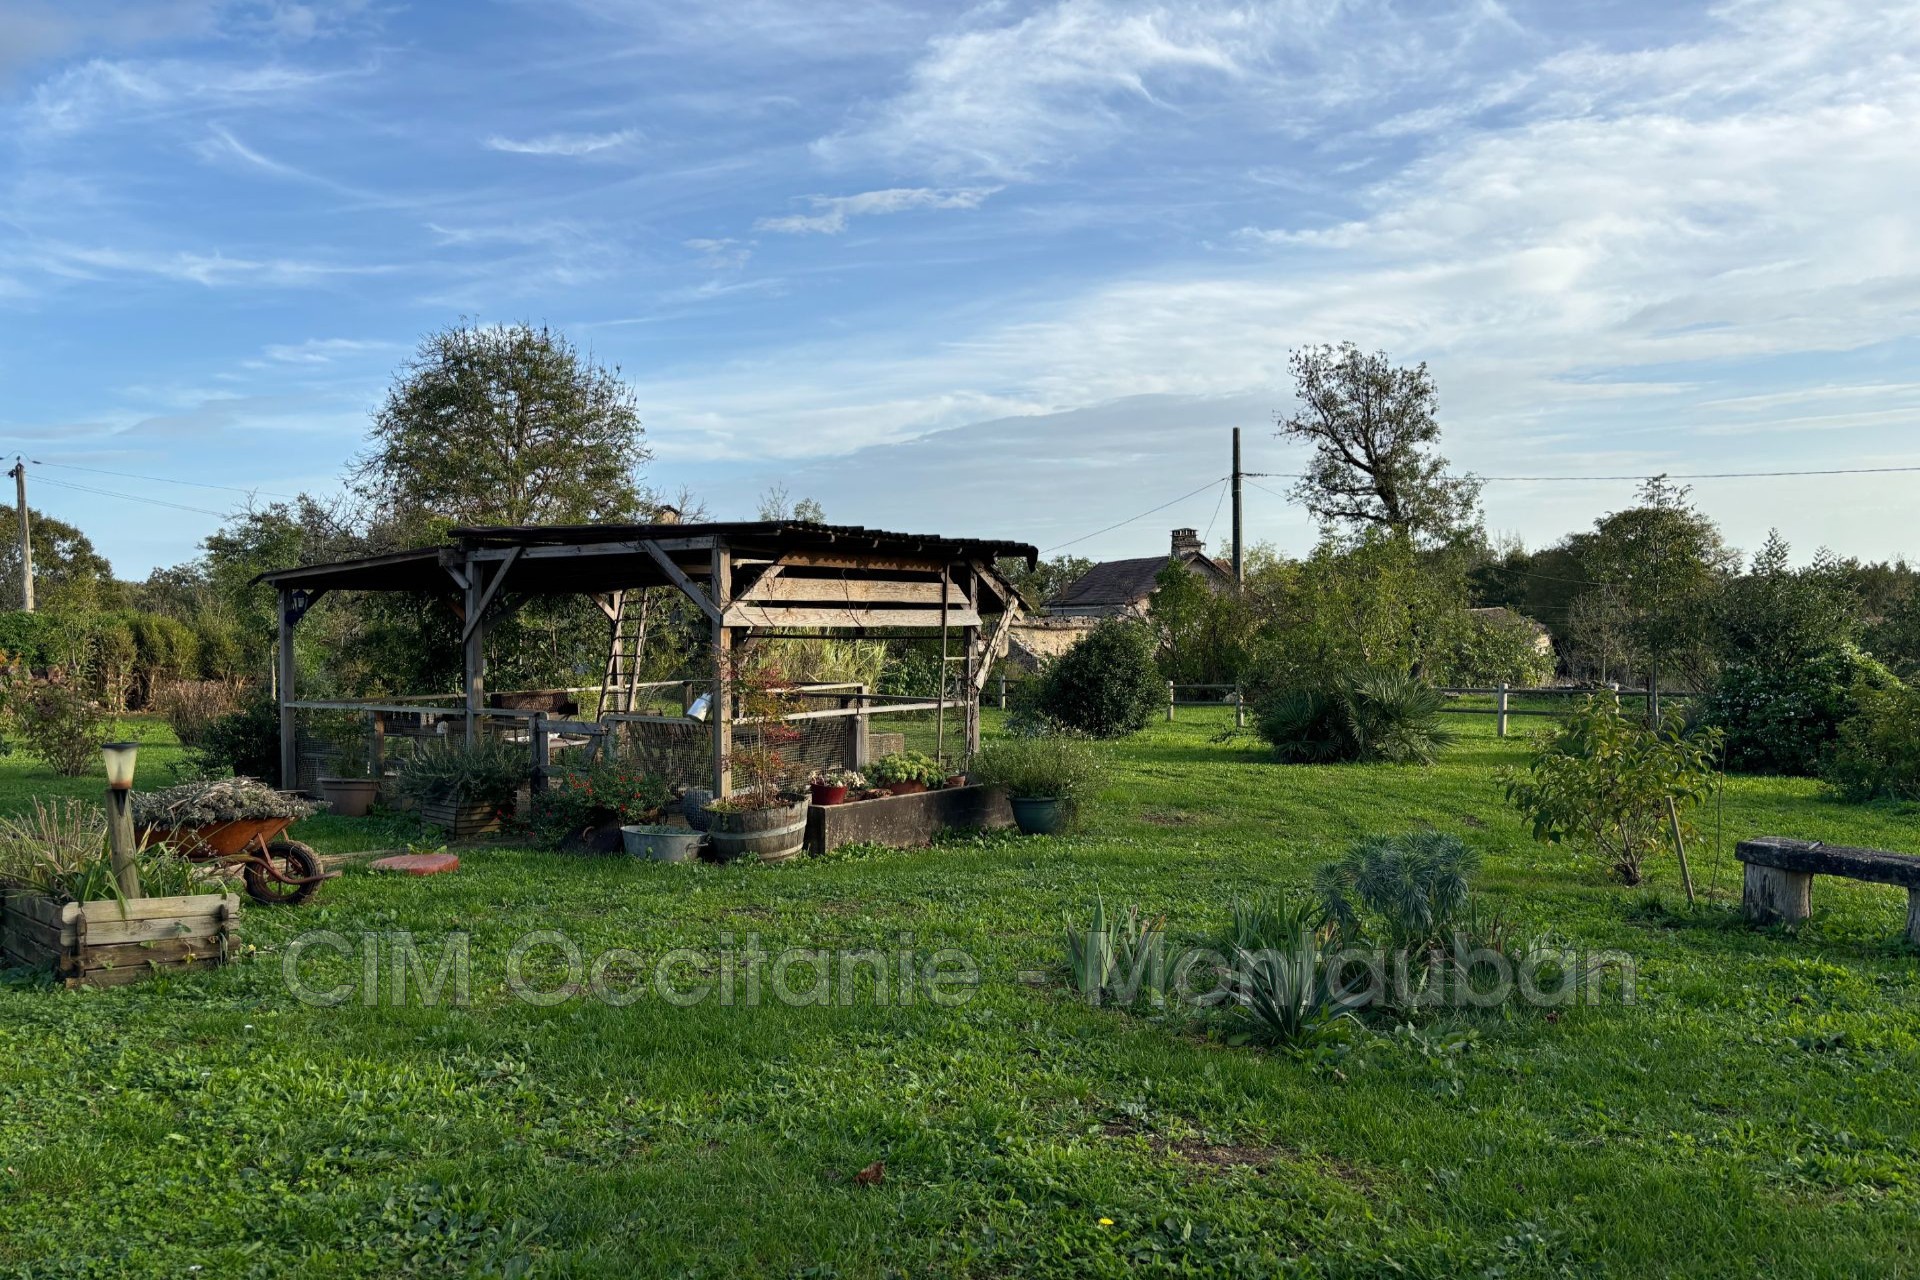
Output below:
[0,506,122,612]
[353,322,648,531]
[1276,342,1482,543]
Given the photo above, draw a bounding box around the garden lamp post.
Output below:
[102,741,142,899]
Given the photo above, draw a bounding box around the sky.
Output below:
[3,0,1919,580]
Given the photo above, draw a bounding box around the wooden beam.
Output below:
[461,546,521,643]
[973,602,1023,692]
[644,541,721,624]
[723,604,981,629]
[593,592,622,623]
[711,544,733,798]
[737,575,965,606]
[754,550,949,573]
[277,588,298,790]
[734,561,786,600]
[462,554,485,744]
[467,536,718,561]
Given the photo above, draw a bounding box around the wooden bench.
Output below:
[1736,837,1920,943]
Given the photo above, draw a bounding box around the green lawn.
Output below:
[3,712,1918,1277]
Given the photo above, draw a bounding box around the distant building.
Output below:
[1047,528,1234,619]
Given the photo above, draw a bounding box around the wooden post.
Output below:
[998,673,1007,710]
[277,588,297,791]
[1166,680,1175,722]
[462,553,485,746]
[1496,683,1510,738]
[851,682,871,768]
[1742,863,1811,925]
[963,569,981,757]
[105,785,141,899]
[1906,888,1920,947]
[370,711,386,781]
[530,711,551,793]
[1665,795,1696,905]
[710,542,733,799]
[1235,686,1246,729]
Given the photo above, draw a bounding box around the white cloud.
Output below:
[483,129,639,157]
[685,237,752,268]
[21,56,338,135]
[755,186,998,234]
[30,241,395,288]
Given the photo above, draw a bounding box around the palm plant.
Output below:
[1313,830,1481,952]
[1255,669,1454,765]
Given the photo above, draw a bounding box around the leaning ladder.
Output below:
[595,589,653,717]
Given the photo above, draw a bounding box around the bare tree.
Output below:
[1276,342,1481,543]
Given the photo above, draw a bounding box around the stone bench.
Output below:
[1736,837,1920,942]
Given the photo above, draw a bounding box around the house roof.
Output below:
[1050,552,1231,610]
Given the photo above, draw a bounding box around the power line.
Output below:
[28,457,297,500]
[1043,476,1227,554]
[31,474,232,518]
[1244,464,1920,483]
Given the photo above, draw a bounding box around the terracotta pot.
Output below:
[884,780,927,796]
[944,774,967,790]
[318,776,380,818]
[810,782,849,806]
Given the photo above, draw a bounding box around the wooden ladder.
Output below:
[595,589,653,717]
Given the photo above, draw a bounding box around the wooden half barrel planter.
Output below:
[419,796,507,840]
[706,797,811,863]
[0,889,241,988]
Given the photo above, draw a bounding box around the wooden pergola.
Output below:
[257,520,1036,797]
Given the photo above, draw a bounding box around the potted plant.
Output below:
[969,734,1107,836]
[315,720,381,818]
[704,657,810,863]
[869,750,944,796]
[394,737,532,839]
[809,767,865,806]
[527,761,670,853]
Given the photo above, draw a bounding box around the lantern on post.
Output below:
[101,740,142,899]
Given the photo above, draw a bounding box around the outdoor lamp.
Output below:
[101,741,139,791]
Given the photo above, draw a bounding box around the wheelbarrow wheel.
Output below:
[244,840,323,906]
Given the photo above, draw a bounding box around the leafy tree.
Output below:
[756,483,824,523]
[1503,695,1722,886]
[1823,670,1920,802]
[995,554,1094,613]
[0,506,123,613]
[1147,558,1242,684]
[1569,479,1732,694]
[1275,343,1482,543]
[353,322,648,532]
[1713,531,1858,664]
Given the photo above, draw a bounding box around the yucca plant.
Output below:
[1228,933,1354,1050]
[1225,890,1325,953]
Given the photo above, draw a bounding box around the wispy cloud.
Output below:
[756,186,998,234]
[22,56,338,134]
[483,128,639,156]
[31,241,396,288]
[685,237,752,268]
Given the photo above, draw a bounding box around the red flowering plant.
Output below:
[524,760,670,848]
[710,652,806,812]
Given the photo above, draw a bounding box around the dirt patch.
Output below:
[1100,1119,1374,1188]
[1140,810,1203,827]
[1459,813,1488,829]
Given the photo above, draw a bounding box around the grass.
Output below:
[2,711,1918,1276]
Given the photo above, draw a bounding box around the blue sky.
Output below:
[4,0,1919,578]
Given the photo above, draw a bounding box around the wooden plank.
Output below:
[72,957,222,989]
[75,936,225,973]
[723,604,981,629]
[973,603,1021,692]
[754,550,948,573]
[461,546,522,642]
[74,914,227,947]
[738,575,964,606]
[76,893,238,925]
[644,541,722,624]
[468,536,718,561]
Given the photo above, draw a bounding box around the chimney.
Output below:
[656,505,682,525]
[1171,527,1203,558]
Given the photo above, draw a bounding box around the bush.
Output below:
[195,693,281,781]
[970,734,1107,807]
[868,750,946,788]
[1822,674,1920,802]
[0,797,214,904]
[1699,646,1884,776]
[152,678,250,750]
[1313,830,1480,952]
[1502,695,1721,885]
[1255,669,1454,765]
[1034,619,1163,738]
[524,762,669,847]
[2,678,113,776]
[394,737,531,809]
[1435,610,1556,687]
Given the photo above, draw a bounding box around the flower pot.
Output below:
[1008,796,1069,836]
[681,788,715,832]
[705,796,809,863]
[622,824,705,863]
[318,776,380,818]
[944,773,967,790]
[810,781,849,806]
[884,780,927,796]
[420,796,503,839]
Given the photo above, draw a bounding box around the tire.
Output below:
[244,840,323,906]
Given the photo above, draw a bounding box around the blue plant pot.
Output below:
[1009,796,1068,836]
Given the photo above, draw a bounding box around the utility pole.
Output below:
[8,459,32,612]
[1231,428,1244,589]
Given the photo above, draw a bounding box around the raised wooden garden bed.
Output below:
[0,890,241,988]
[805,784,1014,854]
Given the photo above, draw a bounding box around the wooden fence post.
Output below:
[1496,683,1510,738]
[1166,680,1176,722]
[530,711,550,794]
[1235,687,1246,728]
[998,673,1007,710]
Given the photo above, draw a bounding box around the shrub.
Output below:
[970,735,1107,810]
[1502,695,1721,885]
[2,678,113,776]
[394,737,532,810]
[1255,669,1454,765]
[151,678,250,750]
[1313,831,1481,953]
[1436,610,1556,687]
[1034,618,1163,738]
[524,763,669,847]
[1822,674,1920,802]
[1699,646,1884,776]
[1227,934,1354,1051]
[194,693,281,781]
